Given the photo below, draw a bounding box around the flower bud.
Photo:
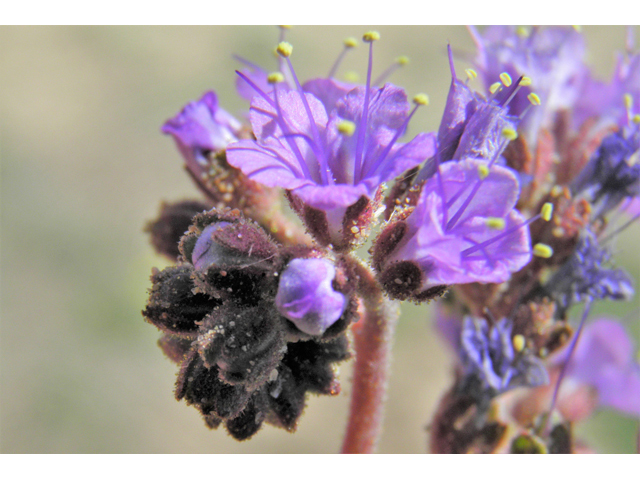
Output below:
[275,258,346,336]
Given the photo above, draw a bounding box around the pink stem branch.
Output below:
[341,258,399,454]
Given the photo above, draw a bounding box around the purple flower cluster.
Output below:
[146,26,640,453]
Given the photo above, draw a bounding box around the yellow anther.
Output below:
[512,334,526,353]
[633,114,640,124]
[502,127,518,141]
[363,31,380,42]
[276,41,293,58]
[572,25,582,32]
[267,72,285,84]
[533,243,554,259]
[550,185,563,198]
[516,26,529,38]
[477,164,490,180]
[344,37,358,48]
[624,93,633,110]
[465,68,478,80]
[396,55,410,66]
[541,202,554,221]
[520,76,533,87]
[486,217,506,230]
[279,25,292,30]
[413,93,429,106]
[528,92,541,106]
[500,72,513,87]
[489,82,502,94]
[337,120,356,137]
[344,71,360,83]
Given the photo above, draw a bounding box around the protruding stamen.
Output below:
[344,71,359,83]
[520,76,532,87]
[624,93,634,110]
[344,37,358,48]
[533,243,554,258]
[337,120,356,137]
[279,25,292,30]
[354,32,377,182]
[477,164,490,180]
[413,93,429,106]
[513,334,526,353]
[465,68,478,81]
[486,217,506,230]
[500,72,513,87]
[502,127,518,141]
[362,31,380,42]
[541,202,554,222]
[328,37,359,78]
[528,92,541,106]
[633,114,640,124]
[374,55,409,85]
[572,25,582,32]
[516,26,529,38]
[489,82,502,94]
[276,41,293,57]
[267,72,285,84]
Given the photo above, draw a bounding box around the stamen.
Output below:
[633,114,640,124]
[374,55,409,86]
[489,82,502,94]
[267,72,285,84]
[572,25,582,32]
[344,71,360,83]
[413,93,429,106]
[500,72,513,87]
[277,45,332,184]
[328,37,359,78]
[502,127,518,141]
[486,217,506,230]
[512,334,526,353]
[465,68,478,81]
[516,26,529,38]
[477,164,490,180]
[532,243,553,258]
[354,31,378,182]
[520,76,533,87]
[276,41,293,57]
[550,185,564,198]
[461,213,542,257]
[337,120,356,137]
[528,92,541,106]
[541,202,554,222]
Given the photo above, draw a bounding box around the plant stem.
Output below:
[341,258,399,454]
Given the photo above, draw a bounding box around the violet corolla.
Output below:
[226,34,436,236]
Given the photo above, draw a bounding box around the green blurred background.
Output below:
[1,25,638,453]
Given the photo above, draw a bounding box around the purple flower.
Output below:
[571,129,640,216]
[275,258,346,336]
[471,26,586,143]
[460,316,548,396]
[162,91,242,176]
[226,40,436,214]
[562,318,640,417]
[545,229,634,314]
[573,46,640,129]
[387,159,532,289]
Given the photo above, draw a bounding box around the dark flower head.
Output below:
[226,35,435,227]
[377,159,532,297]
[545,229,634,315]
[162,91,242,177]
[471,26,586,143]
[460,316,549,399]
[560,318,640,417]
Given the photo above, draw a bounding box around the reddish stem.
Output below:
[341,258,399,454]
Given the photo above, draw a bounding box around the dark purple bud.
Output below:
[275,258,346,336]
[146,200,209,261]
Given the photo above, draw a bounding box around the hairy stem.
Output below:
[341,257,399,454]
